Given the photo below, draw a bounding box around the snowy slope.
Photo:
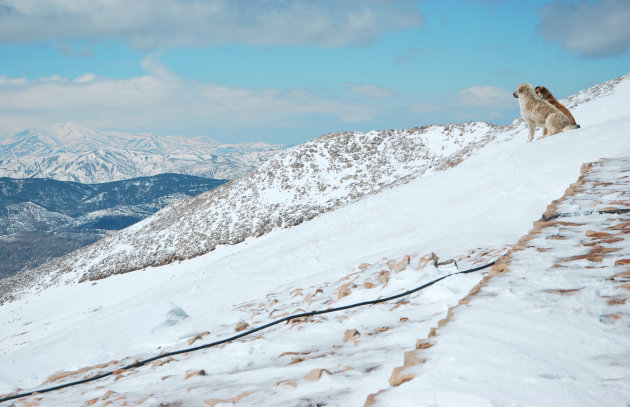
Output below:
[0,73,629,406]
[0,123,284,183]
[374,157,630,406]
[5,121,518,290]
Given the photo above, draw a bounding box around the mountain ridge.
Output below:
[0,174,227,279]
[0,123,285,183]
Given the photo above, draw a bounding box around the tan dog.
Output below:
[535,85,578,136]
[513,83,580,142]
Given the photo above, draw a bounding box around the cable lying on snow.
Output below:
[0,255,502,403]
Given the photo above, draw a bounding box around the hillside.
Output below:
[0,174,227,279]
[4,121,521,291]
[0,73,629,406]
[0,123,284,183]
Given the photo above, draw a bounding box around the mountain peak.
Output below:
[0,124,286,183]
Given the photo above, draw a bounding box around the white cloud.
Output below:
[458,85,513,109]
[0,55,380,135]
[538,0,630,59]
[0,75,27,86]
[73,73,97,83]
[0,0,424,48]
[344,82,398,99]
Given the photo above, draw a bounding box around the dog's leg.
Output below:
[527,120,535,142]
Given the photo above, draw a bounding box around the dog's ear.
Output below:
[535,86,541,92]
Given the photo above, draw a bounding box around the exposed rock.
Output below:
[614,259,630,267]
[234,321,250,332]
[417,252,439,269]
[364,390,387,407]
[185,370,207,380]
[377,270,390,285]
[275,380,298,388]
[343,329,361,345]
[543,288,582,295]
[403,350,424,367]
[388,366,415,387]
[152,357,174,368]
[205,391,254,407]
[338,282,357,299]
[187,331,210,345]
[303,368,332,381]
[415,339,434,350]
[386,259,406,272]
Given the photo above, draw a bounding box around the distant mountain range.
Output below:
[0,174,227,279]
[0,122,285,183]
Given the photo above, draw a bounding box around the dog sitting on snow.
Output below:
[513,83,580,142]
[535,85,579,136]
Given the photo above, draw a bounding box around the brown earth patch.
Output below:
[544,288,582,295]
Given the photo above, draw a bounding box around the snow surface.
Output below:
[0,74,629,406]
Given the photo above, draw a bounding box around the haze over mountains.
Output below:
[0,122,285,183]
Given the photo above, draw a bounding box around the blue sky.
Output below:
[0,0,629,144]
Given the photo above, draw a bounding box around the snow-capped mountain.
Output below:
[0,73,629,406]
[0,123,285,183]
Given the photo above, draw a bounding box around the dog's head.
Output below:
[535,85,553,100]
[513,83,534,99]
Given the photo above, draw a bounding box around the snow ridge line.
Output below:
[0,257,502,404]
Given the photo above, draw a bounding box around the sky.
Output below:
[0,0,629,145]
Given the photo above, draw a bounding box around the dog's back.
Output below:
[535,86,577,126]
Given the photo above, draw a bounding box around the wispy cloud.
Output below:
[458,85,513,109]
[0,55,381,135]
[538,0,630,59]
[0,0,424,49]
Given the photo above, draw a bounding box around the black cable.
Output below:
[0,257,500,404]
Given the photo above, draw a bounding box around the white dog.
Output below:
[513,83,580,142]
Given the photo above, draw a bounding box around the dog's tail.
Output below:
[562,124,581,132]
